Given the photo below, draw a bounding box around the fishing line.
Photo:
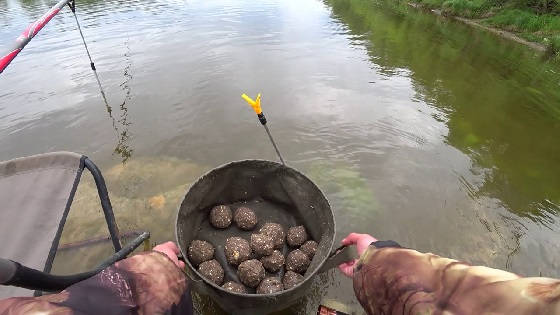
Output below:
[68,0,132,162]
[67,0,111,114]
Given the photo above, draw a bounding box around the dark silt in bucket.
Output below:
[176,160,356,314]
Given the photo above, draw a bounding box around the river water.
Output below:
[1,0,559,313]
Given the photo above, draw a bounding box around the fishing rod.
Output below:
[242,93,286,165]
[0,0,123,157]
[0,0,72,74]
[0,0,102,81]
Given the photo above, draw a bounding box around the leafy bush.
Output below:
[509,0,559,13]
[545,34,560,56]
[441,0,490,17]
[488,9,560,32]
[411,0,560,54]
[419,0,447,8]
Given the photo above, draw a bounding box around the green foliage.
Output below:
[483,8,560,53]
[408,0,560,54]
[417,0,560,16]
[441,0,489,17]
[488,9,560,32]
[420,0,447,8]
[545,34,560,56]
[510,0,559,14]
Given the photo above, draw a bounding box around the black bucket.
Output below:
[176,160,356,314]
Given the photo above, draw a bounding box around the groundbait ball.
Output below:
[188,240,215,266]
[285,249,310,274]
[260,250,285,273]
[250,233,274,257]
[222,281,248,294]
[258,223,285,249]
[287,225,308,247]
[282,271,304,290]
[300,240,318,259]
[238,259,266,288]
[198,259,224,285]
[210,205,232,229]
[224,236,251,265]
[256,277,284,294]
[233,206,258,230]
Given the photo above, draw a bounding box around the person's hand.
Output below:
[153,241,186,269]
[338,233,377,278]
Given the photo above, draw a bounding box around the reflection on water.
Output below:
[1,0,560,312]
[328,0,560,223]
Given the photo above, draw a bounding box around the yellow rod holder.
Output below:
[242,93,262,115]
[241,93,285,165]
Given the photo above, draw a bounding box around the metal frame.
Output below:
[2,232,149,292]
[83,158,122,252]
[0,154,150,294]
[42,156,125,278]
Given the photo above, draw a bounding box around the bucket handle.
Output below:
[318,244,359,274]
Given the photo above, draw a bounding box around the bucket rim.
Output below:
[174,159,336,297]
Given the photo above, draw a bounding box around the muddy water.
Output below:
[1,0,560,313]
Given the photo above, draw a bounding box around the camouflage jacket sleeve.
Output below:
[353,244,560,315]
[0,251,191,315]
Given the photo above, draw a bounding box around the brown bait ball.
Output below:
[233,206,258,230]
[285,249,310,274]
[259,223,285,249]
[224,237,251,265]
[238,259,266,288]
[188,240,214,266]
[210,205,232,229]
[198,259,224,285]
[287,225,308,247]
[222,281,248,294]
[300,240,318,259]
[256,277,284,294]
[260,250,285,273]
[250,233,274,257]
[282,271,304,290]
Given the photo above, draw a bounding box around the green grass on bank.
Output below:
[409,0,560,55]
[487,9,560,53]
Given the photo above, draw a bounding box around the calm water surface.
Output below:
[1,0,560,313]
